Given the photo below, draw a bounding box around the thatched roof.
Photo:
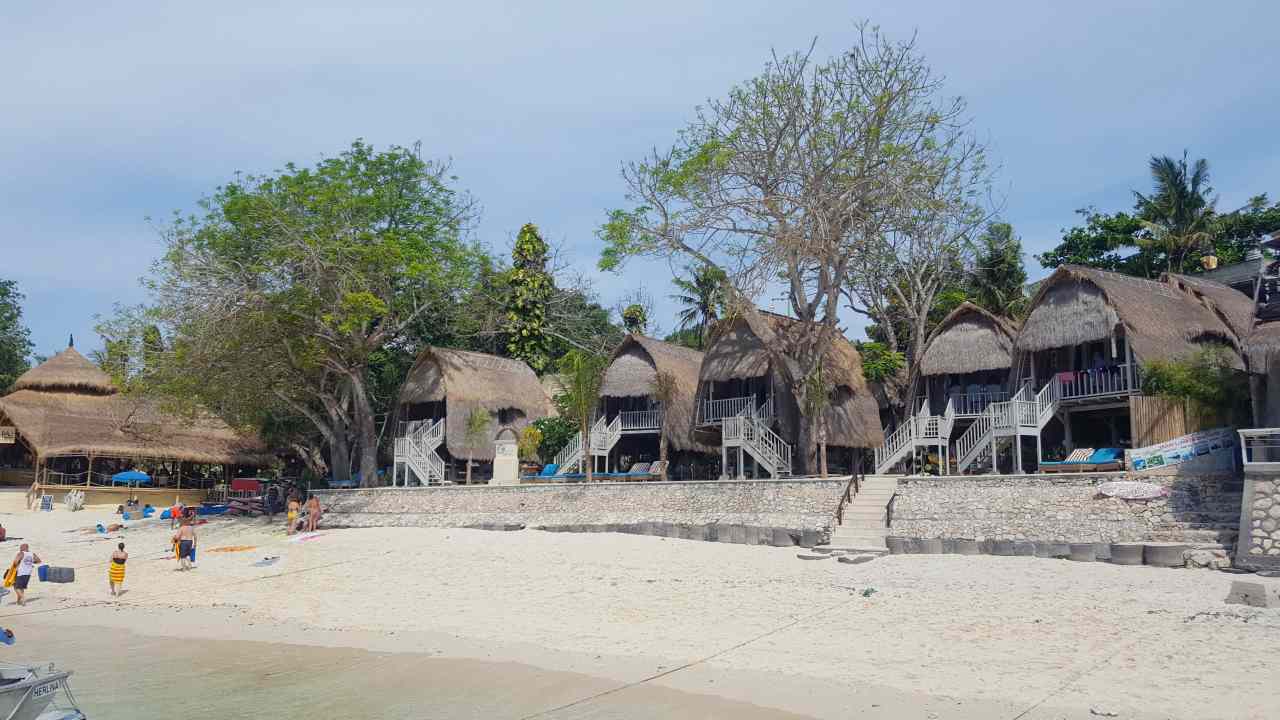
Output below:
[398,347,550,461]
[918,302,1017,376]
[12,346,114,394]
[1165,272,1257,341]
[601,335,710,452]
[700,311,883,448]
[0,348,268,464]
[1015,265,1244,368]
[1244,321,1280,373]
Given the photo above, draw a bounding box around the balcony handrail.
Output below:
[1052,363,1138,401]
[619,409,663,430]
[1239,428,1280,466]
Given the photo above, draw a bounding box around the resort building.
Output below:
[875,264,1254,475]
[875,302,1018,474]
[693,311,884,478]
[567,334,715,480]
[0,345,268,504]
[392,346,550,485]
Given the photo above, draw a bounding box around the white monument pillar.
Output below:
[492,428,519,486]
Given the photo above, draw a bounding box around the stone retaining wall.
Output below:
[315,478,848,534]
[1238,468,1280,570]
[890,472,1241,545]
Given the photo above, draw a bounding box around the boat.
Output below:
[0,662,85,720]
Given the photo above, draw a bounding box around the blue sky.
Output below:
[4,2,1278,357]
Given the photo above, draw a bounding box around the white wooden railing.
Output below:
[553,429,584,472]
[591,415,621,454]
[955,411,994,472]
[700,395,766,424]
[395,418,445,485]
[949,390,1010,416]
[619,409,662,431]
[1055,363,1138,400]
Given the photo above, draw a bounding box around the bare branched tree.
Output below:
[601,23,992,470]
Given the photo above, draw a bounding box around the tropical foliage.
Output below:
[504,223,554,372]
[0,280,32,392]
[669,264,725,349]
[1140,346,1249,423]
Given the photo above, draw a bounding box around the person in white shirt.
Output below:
[11,544,40,606]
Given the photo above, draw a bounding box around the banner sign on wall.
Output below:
[1129,427,1235,471]
[0,427,14,444]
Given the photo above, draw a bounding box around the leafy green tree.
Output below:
[970,222,1028,318]
[123,140,484,485]
[557,349,606,482]
[1133,152,1217,274]
[1037,208,1144,274]
[670,264,725,349]
[1141,346,1248,425]
[530,415,576,465]
[662,327,703,350]
[1212,194,1280,265]
[857,342,906,385]
[0,280,32,392]
[622,304,648,334]
[504,223,554,372]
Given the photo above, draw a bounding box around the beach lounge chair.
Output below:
[1073,447,1125,472]
[1039,448,1095,474]
[600,462,650,481]
[645,460,668,480]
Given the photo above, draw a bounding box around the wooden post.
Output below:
[989,408,997,475]
[86,453,93,487]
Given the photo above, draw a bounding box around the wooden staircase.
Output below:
[723,401,792,477]
[394,418,446,485]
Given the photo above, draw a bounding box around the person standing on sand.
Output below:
[305,494,321,532]
[286,495,300,535]
[173,520,196,571]
[108,543,128,596]
[11,544,40,606]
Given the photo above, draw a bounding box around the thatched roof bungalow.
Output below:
[0,347,269,483]
[397,347,550,462]
[598,334,712,455]
[1014,265,1245,382]
[915,302,1018,417]
[697,311,884,458]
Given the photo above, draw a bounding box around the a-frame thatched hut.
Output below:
[916,302,1019,419]
[0,345,269,502]
[1000,265,1247,464]
[596,334,715,479]
[394,346,550,484]
[695,311,883,477]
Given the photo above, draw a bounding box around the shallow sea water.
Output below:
[8,623,813,720]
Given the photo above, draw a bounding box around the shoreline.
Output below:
[0,509,1276,718]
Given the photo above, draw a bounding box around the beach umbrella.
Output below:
[111,470,151,486]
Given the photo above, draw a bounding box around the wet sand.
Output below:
[14,622,817,720]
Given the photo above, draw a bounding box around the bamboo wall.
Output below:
[1129,395,1212,447]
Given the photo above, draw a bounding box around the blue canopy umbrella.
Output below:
[110,470,151,486]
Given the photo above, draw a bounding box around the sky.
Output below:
[4,1,1278,358]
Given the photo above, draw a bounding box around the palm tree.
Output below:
[1133,152,1217,274]
[650,371,678,481]
[670,264,726,349]
[557,350,606,482]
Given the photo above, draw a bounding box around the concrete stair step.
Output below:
[817,543,888,555]
[838,522,889,531]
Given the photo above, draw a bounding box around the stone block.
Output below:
[1033,542,1054,558]
[664,523,682,539]
[1013,541,1036,556]
[800,529,820,548]
[886,537,908,554]
[1046,543,1071,559]
[917,538,943,554]
[1093,543,1112,561]
[1224,580,1280,608]
[706,524,722,542]
[771,528,795,547]
[940,538,957,554]
[991,540,1015,556]
[1068,543,1096,562]
[690,525,710,542]
[838,554,876,565]
[1143,543,1188,568]
[953,539,981,555]
[1110,543,1144,565]
[639,521,658,536]
[730,525,748,544]
[796,552,832,560]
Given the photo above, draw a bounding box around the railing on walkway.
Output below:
[619,410,662,431]
[1055,363,1138,401]
[949,390,1010,416]
[1239,428,1280,466]
[834,455,865,526]
[700,396,771,425]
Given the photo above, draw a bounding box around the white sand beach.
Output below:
[0,496,1276,719]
